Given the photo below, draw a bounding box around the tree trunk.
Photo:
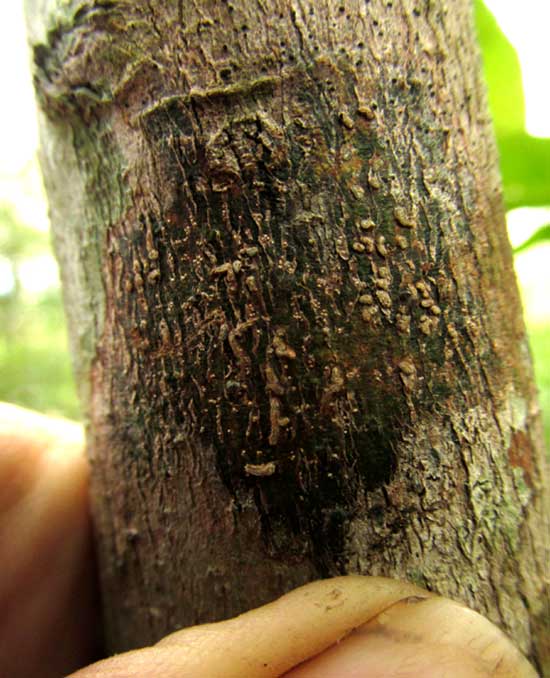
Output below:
[26,0,549,671]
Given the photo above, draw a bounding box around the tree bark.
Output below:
[26,0,549,671]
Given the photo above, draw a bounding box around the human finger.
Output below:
[68,576,537,678]
[283,592,538,678]
[0,403,98,678]
[68,576,429,677]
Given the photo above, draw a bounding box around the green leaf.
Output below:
[475,1,550,211]
[513,224,550,254]
[499,135,550,211]
[474,0,525,137]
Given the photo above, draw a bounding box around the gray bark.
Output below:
[26,0,549,672]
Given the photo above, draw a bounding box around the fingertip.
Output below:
[284,595,539,678]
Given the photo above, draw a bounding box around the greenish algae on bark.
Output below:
[26,0,548,670]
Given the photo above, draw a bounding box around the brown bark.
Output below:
[26,0,549,671]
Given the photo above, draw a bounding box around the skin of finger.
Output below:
[68,576,434,678]
[283,625,488,678]
[365,597,538,677]
[283,597,539,678]
[0,403,99,678]
[0,403,84,514]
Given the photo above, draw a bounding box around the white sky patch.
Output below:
[0,257,15,296]
[485,0,550,138]
[506,208,550,326]
[507,207,550,248]
[514,244,550,326]
[0,4,39,177]
[17,254,60,294]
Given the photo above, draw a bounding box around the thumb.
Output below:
[69,576,537,678]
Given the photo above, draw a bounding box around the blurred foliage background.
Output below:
[0,1,549,448]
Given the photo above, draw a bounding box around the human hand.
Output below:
[0,403,539,678]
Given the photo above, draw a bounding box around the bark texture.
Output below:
[26,0,549,671]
